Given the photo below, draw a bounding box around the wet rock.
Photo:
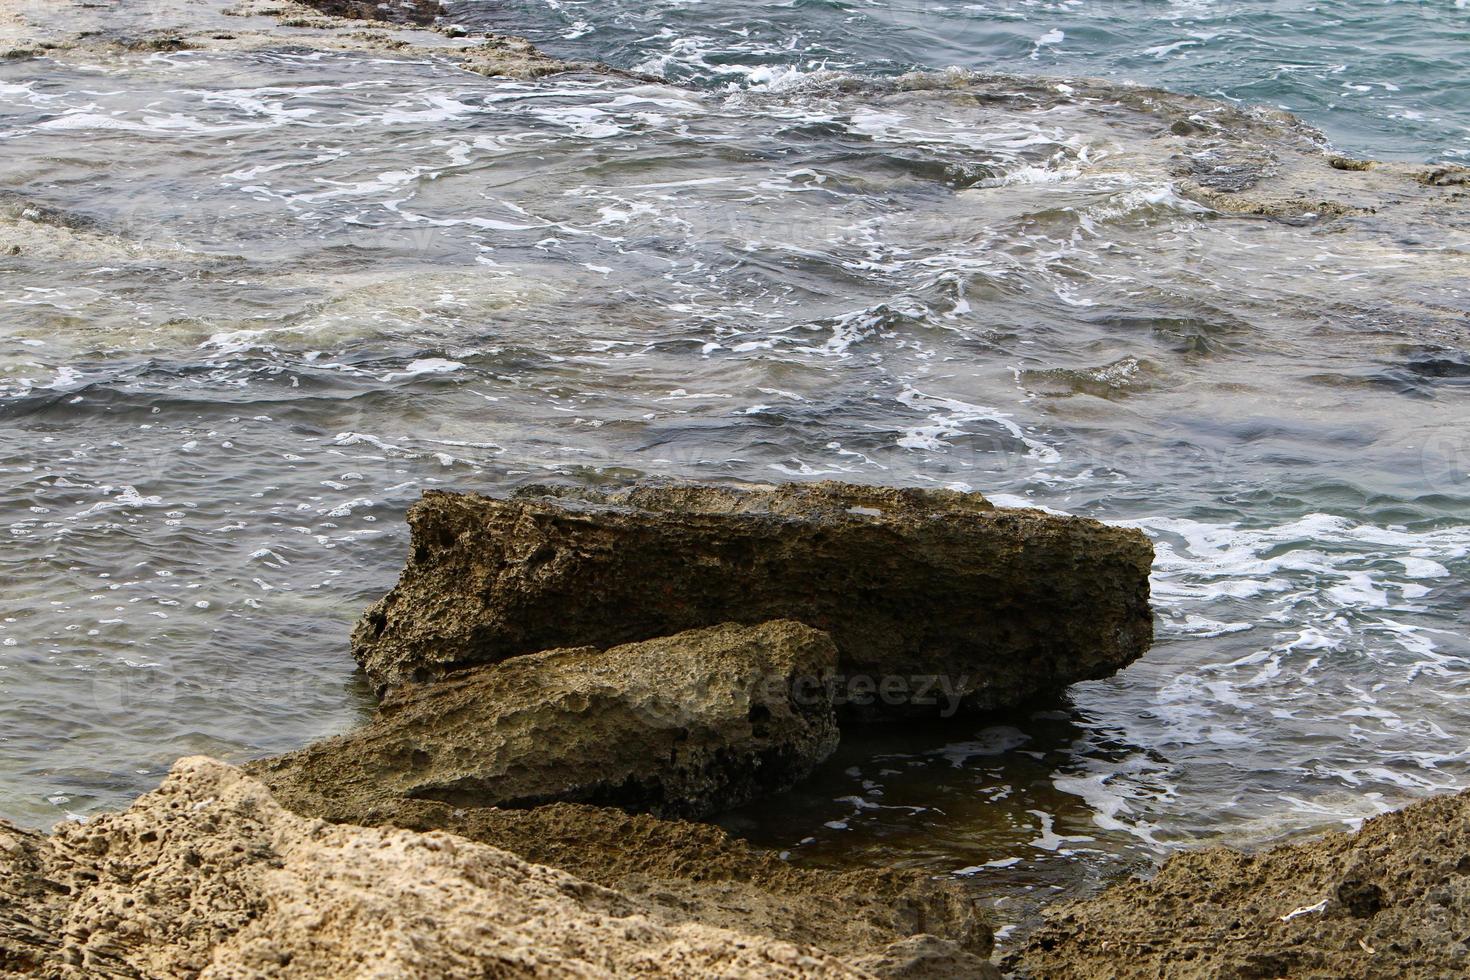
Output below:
[1171,145,1275,192]
[0,0,606,82]
[252,621,841,820]
[281,794,994,968]
[297,0,444,25]
[457,33,598,80]
[0,757,860,978]
[1328,155,1375,172]
[1013,786,1470,978]
[351,481,1155,715]
[1418,165,1470,187]
[848,935,1002,979]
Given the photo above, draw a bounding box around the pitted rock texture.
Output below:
[252,621,841,820]
[1013,786,1470,979]
[351,481,1155,714]
[849,935,1002,979]
[0,757,861,979]
[274,794,995,970]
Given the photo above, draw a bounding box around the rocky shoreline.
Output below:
[6,480,1468,978]
[8,758,1470,978]
[1,757,867,978]
[4,482,1470,977]
[243,480,1148,975]
[10,480,1141,977]
[4,1,1470,976]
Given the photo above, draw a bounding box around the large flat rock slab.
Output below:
[352,481,1155,714]
[252,620,841,820]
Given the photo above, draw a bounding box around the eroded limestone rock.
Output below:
[849,935,1002,979]
[0,757,862,978]
[269,794,995,971]
[252,620,841,820]
[1013,786,1470,979]
[351,481,1155,715]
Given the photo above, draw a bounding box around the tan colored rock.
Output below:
[849,935,1002,979]
[351,482,1156,714]
[1013,786,1470,979]
[1,757,863,979]
[252,621,842,820]
[0,821,64,974]
[328,795,994,967]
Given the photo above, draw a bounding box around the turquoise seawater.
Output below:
[456,0,1470,162]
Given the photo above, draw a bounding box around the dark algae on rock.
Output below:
[351,481,1155,714]
[296,0,444,25]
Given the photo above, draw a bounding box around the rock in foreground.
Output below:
[253,621,841,820]
[352,481,1155,714]
[316,795,997,974]
[1014,787,1470,979]
[0,757,859,979]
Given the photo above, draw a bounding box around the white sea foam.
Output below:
[895,388,1060,462]
[954,857,1024,875]
[1031,29,1066,60]
[71,486,165,520]
[380,359,465,382]
[1026,809,1095,851]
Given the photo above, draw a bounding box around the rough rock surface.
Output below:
[298,0,444,25]
[295,794,995,968]
[849,935,1002,979]
[253,621,841,820]
[1014,786,1470,979]
[0,757,860,979]
[351,482,1155,712]
[0,0,609,81]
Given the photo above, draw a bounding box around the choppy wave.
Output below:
[454,0,1470,162]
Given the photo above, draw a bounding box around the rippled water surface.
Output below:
[1,1,1468,939]
[458,0,1470,161]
